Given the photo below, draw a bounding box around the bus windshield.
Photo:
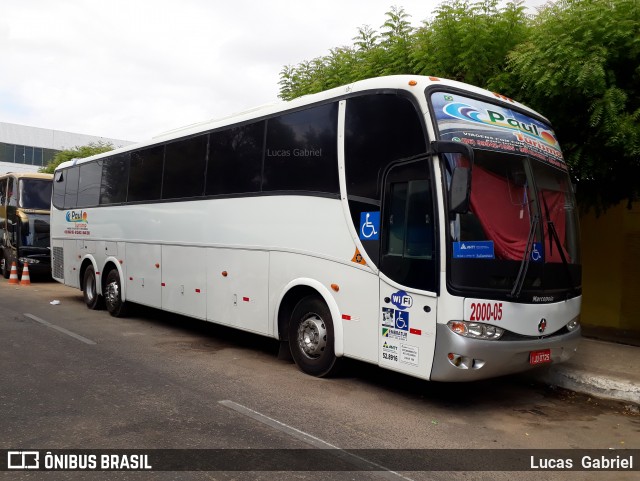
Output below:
[430,91,581,299]
[19,179,53,210]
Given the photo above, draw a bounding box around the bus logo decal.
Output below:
[65,210,88,223]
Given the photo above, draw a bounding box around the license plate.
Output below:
[529,349,551,365]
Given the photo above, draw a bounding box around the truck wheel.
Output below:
[83,265,104,310]
[1,253,9,279]
[104,269,128,317]
[288,295,341,377]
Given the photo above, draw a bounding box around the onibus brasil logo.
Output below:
[66,210,88,223]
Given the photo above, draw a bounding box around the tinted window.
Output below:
[0,178,7,207]
[52,171,66,209]
[381,160,436,291]
[345,94,427,201]
[207,122,264,195]
[19,179,52,210]
[162,135,208,199]
[77,161,102,207]
[100,154,129,205]
[129,146,164,202]
[263,103,339,193]
[64,167,79,209]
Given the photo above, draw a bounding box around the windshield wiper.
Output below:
[509,214,539,299]
[540,195,576,296]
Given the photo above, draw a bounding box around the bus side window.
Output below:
[8,178,17,207]
[129,146,164,202]
[77,161,103,207]
[207,121,264,196]
[52,171,66,209]
[162,135,207,200]
[263,103,339,194]
[100,154,130,205]
[64,167,80,209]
[0,178,6,206]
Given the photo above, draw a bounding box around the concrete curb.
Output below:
[535,366,640,406]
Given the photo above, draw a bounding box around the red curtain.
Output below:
[469,165,530,260]
[469,166,569,262]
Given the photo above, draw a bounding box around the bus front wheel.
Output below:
[104,269,128,317]
[1,252,10,279]
[288,295,341,377]
[83,265,104,310]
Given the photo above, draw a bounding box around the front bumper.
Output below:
[430,323,581,381]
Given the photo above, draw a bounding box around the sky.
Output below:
[1,0,549,143]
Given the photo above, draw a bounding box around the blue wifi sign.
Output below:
[390,290,413,310]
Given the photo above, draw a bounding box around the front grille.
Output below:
[52,247,64,279]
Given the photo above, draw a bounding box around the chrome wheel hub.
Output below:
[105,280,119,307]
[297,315,327,359]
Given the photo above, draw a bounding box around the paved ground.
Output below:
[1,279,638,480]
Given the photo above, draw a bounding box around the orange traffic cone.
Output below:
[20,263,31,286]
[8,262,19,285]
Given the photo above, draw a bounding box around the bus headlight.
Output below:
[448,320,504,340]
[566,315,580,332]
[19,257,40,264]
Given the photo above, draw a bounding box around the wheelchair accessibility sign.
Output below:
[531,242,543,262]
[359,212,380,241]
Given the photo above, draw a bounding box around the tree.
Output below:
[411,0,530,90]
[278,0,639,209]
[40,142,114,174]
[507,0,640,210]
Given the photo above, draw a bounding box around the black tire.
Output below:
[1,252,9,279]
[288,295,341,377]
[83,265,104,310]
[104,269,128,317]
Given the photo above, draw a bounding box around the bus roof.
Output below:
[0,172,53,181]
[55,75,547,171]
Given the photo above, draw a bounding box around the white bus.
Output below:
[51,75,581,381]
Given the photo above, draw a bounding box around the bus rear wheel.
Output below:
[104,269,128,317]
[83,265,104,310]
[288,295,341,377]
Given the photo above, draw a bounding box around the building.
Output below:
[0,122,134,174]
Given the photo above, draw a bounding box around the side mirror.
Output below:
[450,167,471,214]
[430,141,474,215]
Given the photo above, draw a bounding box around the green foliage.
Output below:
[278,6,418,99]
[507,0,640,210]
[278,0,639,209]
[278,1,529,99]
[413,0,530,91]
[39,142,114,174]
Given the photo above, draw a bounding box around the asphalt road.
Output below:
[1,278,638,481]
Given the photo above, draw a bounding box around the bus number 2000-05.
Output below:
[469,302,503,321]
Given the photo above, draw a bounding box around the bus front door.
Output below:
[377,159,438,379]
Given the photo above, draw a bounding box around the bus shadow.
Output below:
[126,303,281,357]
[123,302,603,415]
